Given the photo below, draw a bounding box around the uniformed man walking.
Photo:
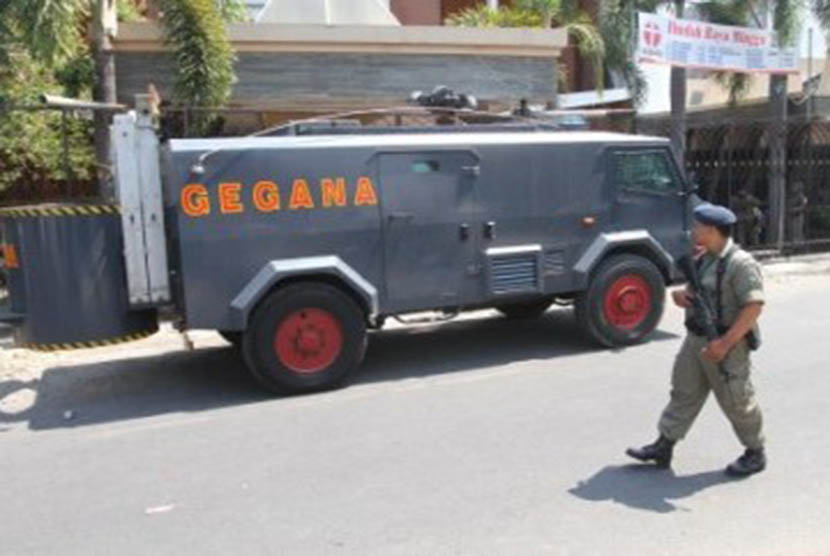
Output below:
[627,203,767,477]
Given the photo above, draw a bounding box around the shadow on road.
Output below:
[360,311,677,384]
[0,348,266,432]
[0,310,679,431]
[569,464,735,513]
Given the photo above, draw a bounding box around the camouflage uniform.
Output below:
[734,191,762,247]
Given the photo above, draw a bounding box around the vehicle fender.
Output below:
[572,231,677,288]
[228,256,379,330]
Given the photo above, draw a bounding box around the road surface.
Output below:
[1,264,829,555]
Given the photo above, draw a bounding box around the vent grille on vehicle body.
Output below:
[490,254,539,294]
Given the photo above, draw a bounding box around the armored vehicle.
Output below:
[1,106,693,394]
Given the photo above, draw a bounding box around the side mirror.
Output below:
[677,182,699,198]
[685,171,701,194]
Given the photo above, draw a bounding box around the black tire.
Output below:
[218,330,242,347]
[496,299,553,319]
[575,255,665,348]
[242,283,367,395]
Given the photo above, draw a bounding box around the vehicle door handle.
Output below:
[387,212,414,223]
[459,223,470,241]
[484,221,496,240]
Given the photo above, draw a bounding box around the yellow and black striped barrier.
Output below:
[19,328,158,352]
[0,204,121,219]
[2,203,160,349]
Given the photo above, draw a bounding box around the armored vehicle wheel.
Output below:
[575,255,665,348]
[218,330,242,347]
[496,299,553,319]
[242,283,367,394]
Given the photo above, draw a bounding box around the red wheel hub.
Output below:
[603,274,652,330]
[274,308,343,374]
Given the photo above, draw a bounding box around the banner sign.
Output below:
[636,12,799,74]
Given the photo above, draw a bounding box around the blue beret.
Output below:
[693,203,737,226]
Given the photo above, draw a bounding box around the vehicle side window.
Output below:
[411,160,441,174]
[615,151,678,194]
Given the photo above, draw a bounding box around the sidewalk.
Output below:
[760,252,830,278]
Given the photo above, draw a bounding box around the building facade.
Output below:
[113,1,566,132]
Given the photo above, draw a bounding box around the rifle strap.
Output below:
[716,248,736,329]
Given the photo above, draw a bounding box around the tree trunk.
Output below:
[767,74,788,248]
[669,0,687,171]
[92,0,118,200]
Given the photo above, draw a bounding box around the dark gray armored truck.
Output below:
[0,110,693,394]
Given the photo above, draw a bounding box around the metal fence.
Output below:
[638,115,830,254]
[0,99,123,203]
[3,100,830,254]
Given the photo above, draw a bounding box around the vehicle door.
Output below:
[610,148,690,256]
[475,143,609,297]
[379,151,480,313]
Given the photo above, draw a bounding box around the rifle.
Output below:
[676,254,730,381]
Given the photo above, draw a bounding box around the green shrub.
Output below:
[445,5,542,27]
[0,50,96,199]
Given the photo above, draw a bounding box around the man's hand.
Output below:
[702,338,730,363]
[672,289,693,309]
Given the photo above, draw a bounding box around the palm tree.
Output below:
[518,0,565,27]
[694,0,801,246]
[600,0,687,158]
[447,1,607,94]
[813,0,830,32]
[603,0,802,184]
[0,0,243,196]
[693,0,800,103]
[158,0,241,120]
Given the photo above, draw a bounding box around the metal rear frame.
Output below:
[111,95,172,307]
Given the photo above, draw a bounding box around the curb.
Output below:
[761,253,830,277]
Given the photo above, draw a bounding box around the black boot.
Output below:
[626,435,675,468]
[725,448,766,477]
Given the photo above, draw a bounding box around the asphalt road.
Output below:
[1,267,829,555]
